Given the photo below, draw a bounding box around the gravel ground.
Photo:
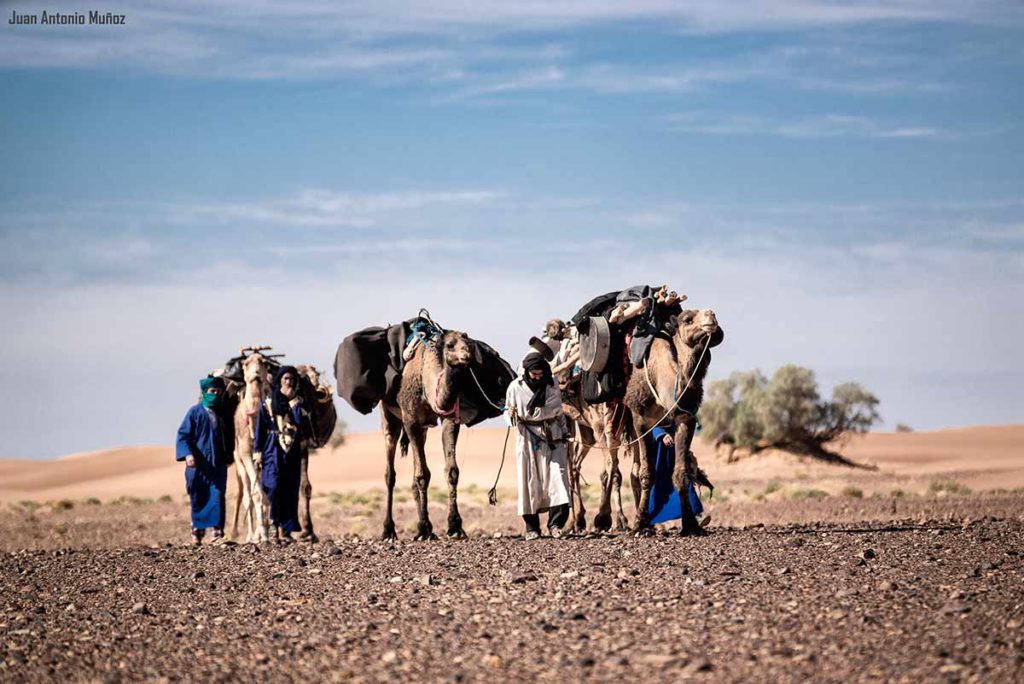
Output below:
[2,496,1023,682]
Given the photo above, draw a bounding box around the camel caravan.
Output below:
[176,285,723,543]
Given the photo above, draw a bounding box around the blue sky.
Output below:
[1,1,1022,458]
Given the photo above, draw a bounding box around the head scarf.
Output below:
[521,352,552,412]
[200,376,225,409]
[271,365,300,416]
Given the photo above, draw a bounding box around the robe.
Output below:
[254,399,307,533]
[504,378,571,516]
[647,426,704,525]
[175,404,231,530]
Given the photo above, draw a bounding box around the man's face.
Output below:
[528,369,545,382]
[207,387,223,397]
[280,373,296,397]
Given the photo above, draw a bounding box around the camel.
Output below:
[380,330,475,541]
[231,353,272,543]
[293,364,338,542]
[562,398,631,533]
[549,325,630,533]
[616,308,724,535]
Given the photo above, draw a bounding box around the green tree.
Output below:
[699,365,879,468]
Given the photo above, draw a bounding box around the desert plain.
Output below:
[1,424,1022,682]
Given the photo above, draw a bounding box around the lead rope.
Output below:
[567,334,712,452]
[487,427,512,505]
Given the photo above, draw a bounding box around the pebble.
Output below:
[131,603,149,615]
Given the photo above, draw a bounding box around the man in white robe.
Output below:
[505,352,571,539]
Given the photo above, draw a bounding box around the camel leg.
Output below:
[569,425,593,533]
[241,455,268,543]
[630,411,655,536]
[230,457,244,541]
[592,419,616,532]
[629,441,642,519]
[441,419,466,539]
[564,423,579,532]
[235,453,255,543]
[406,423,436,541]
[381,410,402,541]
[298,447,317,542]
[672,416,704,536]
[613,462,629,531]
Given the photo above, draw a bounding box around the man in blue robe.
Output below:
[646,423,710,528]
[176,376,231,545]
[255,366,308,541]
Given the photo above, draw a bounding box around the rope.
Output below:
[468,367,506,411]
[565,334,712,452]
[487,427,512,505]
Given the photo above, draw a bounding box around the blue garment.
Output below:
[175,404,231,530]
[646,426,703,525]
[255,401,305,533]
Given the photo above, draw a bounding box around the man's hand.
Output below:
[662,433,674,447]
[253,452,263,466]
[185,455,196,468]
[508,404,518,425]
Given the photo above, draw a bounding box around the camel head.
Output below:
[439,330,474,369]
[242,353,270,385]
[296,364,321,387]
[673,309,724,350]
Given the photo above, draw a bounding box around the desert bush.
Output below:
[764,481,781,495]
[841,486,864,499]
[700,365,880,466]
[50,499,75,511]
[929,480,971,497]
[158,495,173,503]
[84,497,102,506]
[895,423,913,433]
[327,419,348,449]
[789,488,829,501]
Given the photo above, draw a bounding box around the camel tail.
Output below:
[399,429,410,459]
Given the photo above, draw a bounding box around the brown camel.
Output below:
[293,364,338,543]
[380,330,474,541]
[231,353,272,543]
[562,393,630,533]
[616,308,724,535]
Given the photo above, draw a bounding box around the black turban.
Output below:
[522,352,553,412]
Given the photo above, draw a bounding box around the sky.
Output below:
[1,0,1022,459]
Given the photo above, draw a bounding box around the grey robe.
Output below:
[504,378,571,516]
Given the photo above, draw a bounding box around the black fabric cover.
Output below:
[334,322,408,415]
[458,339,515,427]
[335,319,515,427]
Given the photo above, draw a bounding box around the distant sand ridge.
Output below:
[1,425,1021,504]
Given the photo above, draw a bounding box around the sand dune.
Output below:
[0,425,1020,504]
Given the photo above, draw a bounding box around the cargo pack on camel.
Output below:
[550,284,724,535]
[335,310,515,540]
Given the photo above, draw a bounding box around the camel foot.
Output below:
[381,521,398,541]
[615,514,630,532]
[414,521,437,541]
[592,511,613,533]
[299,530,319,543]
[680,517,709,537]
[632,522,655,537]
[572,515,587,533]
[447,528,468,540]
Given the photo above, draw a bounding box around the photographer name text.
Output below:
[10,10,126,25]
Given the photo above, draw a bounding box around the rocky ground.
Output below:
[1,494,1023,682]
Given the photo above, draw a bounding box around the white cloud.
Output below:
[666,111,953,139]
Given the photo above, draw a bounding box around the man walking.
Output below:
[176,376,232,545]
